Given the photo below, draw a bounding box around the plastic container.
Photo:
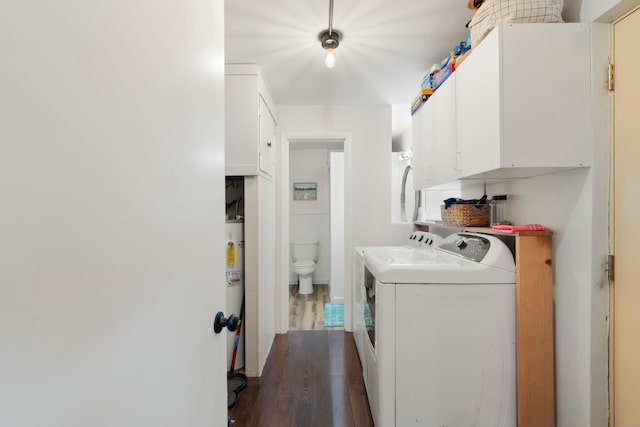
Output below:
[490,195,508,226]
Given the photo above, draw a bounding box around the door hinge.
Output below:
[607,254,615,283]
[608,63,615,91]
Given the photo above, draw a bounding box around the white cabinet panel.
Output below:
[411,104,429,189]
[455,32,501,178]
[411,75,457,189]
[225,64,278,177]
[226,75,260,175]
[500,24,591,169]
[258,96,276,177]
[429,74,458,185]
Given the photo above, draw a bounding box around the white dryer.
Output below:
[354,232,516,427]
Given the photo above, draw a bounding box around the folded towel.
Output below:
[492,224,548,233]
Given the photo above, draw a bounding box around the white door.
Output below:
[0,2,228,426]
[612,6,640,426]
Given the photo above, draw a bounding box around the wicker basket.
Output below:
[440,203,490,227]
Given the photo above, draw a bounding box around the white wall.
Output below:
[0,1,227,426]
[289,149,331,284]
[577,0,640,21]
[281,106,413,246]
[421,184,463,221]
[276,135,289,333]
[330,152,346,303]
[258,175,276,377]
[467,168,608,427]
[278,105,414,332]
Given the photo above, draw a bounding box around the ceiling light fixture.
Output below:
[318,0,341,69]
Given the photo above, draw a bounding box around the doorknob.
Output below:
[214,312,239,334]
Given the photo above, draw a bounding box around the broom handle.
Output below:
[229,296,245,373]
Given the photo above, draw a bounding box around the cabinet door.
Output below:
[428,75,458,186]
[258,96,275,177]
[411,104,429,189]
[500,24,591,168]
[225,75,259,175]
[455,29,501,178]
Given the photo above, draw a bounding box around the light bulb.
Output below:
[324,48,336,68]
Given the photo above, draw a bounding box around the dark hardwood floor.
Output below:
[228,331,374,427]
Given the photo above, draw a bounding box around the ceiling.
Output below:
[225,0,475,131]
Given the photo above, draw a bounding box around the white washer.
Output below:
[354,232,516,427]
[353,231,442,394]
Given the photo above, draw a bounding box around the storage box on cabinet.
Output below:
[225,64,278,177]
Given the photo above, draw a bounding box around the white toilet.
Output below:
[291,240,319,295]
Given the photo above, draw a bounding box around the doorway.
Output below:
[285,137,346,331]
[611,5,640,425]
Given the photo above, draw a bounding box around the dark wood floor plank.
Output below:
[329,329,347,375]
[229,331,374,427]
[330,373,354,427]
[310,360,335,426]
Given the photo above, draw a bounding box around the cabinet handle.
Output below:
[455,152,462,171]
[267,141,272,148]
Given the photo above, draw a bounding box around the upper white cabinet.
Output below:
[226,64,278,177]
[457,23,592,180]
[412,74,458,188]
[413,23,596,187]
[428,74,459,186]
[411,97,429,189]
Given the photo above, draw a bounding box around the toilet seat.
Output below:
[294,260,315,268]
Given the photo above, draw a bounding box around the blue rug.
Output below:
[364,304,373,327]
[323,303,344,327]
[323,303,374,327]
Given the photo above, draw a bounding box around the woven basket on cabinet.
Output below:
[440,203,490,227]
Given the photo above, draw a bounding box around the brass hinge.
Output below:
[607,254,615,283]
[608,63,615,91]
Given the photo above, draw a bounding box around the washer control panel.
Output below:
[405,232,443,249]
[436,233,491,262]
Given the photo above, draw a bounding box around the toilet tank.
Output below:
[291,241,319,262]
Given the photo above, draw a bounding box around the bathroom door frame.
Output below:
[329,150,345,304]
[277,133,351,333]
